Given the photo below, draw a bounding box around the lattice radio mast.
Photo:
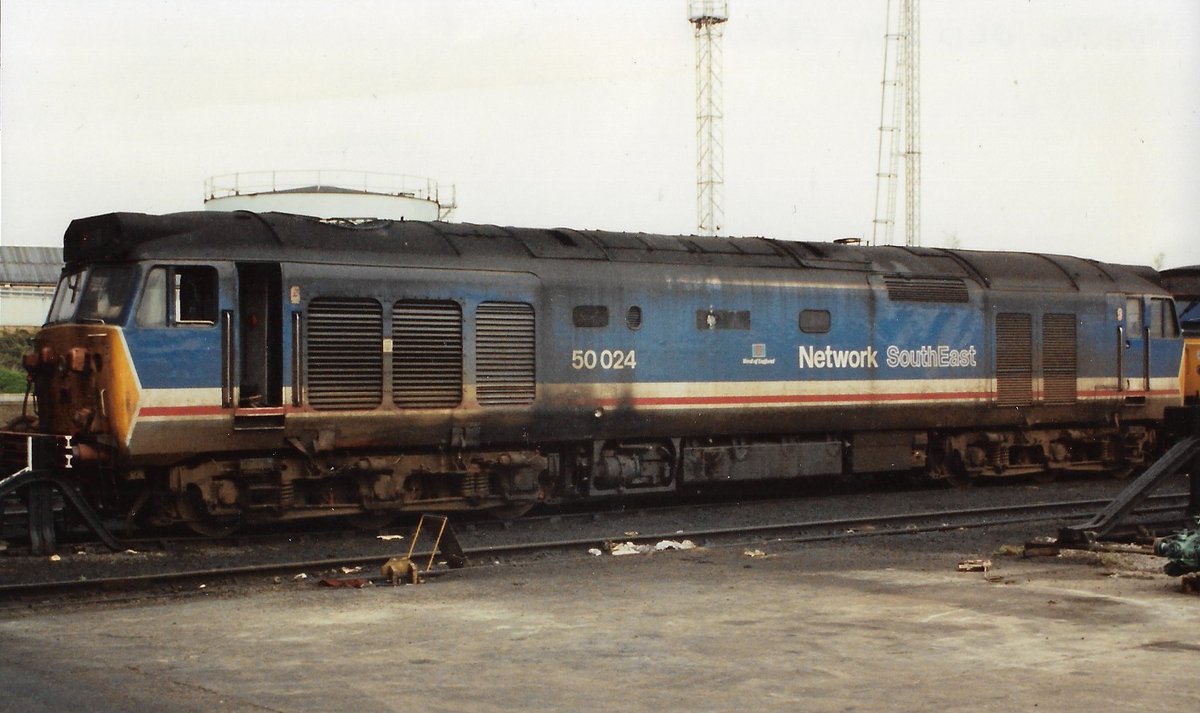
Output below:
[689,0,728,236]
[871,0,920,246]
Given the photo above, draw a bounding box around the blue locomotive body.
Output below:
[11,212,1183,530]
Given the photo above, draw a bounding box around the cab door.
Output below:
[1121,295,1148,395]
[1147,296,1182,398]
[235,263,283,417]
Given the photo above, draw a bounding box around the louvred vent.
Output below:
[996,312,1032,407]
[1042,313,1077,405]
[476,302,535,405]
[393,301,463,408]
[884,276,969,303]
[307,298,383,410]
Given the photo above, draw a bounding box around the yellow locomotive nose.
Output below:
[27,324,139,455]
[1184,339,1200,404]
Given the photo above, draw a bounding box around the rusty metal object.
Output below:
[390,514,468,584]
[381,557,421,585]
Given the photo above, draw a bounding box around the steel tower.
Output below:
[871,0,920,246]
[689,0,728,236]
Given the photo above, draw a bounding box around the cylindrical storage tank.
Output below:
[204,171,456,221]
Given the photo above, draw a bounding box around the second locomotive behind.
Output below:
[10,212,1184,533]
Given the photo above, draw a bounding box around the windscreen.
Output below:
[49,265,140,324]
[1179,299,1200,335]
[46,269,86,324]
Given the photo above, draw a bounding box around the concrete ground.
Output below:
[0,527,1197,712]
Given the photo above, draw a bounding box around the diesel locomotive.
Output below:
[0,211,1185,538]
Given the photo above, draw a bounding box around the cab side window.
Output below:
[1124,297,1142,335]
[137,266,218,327]
[1149,298,1179,339]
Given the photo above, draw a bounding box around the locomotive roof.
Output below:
[1158,266,1200,300]
[63,211,1162,295]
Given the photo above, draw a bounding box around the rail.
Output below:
[0,492,1189,601]
[1057,406,1200,545]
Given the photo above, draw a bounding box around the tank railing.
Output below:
[436,184,458,220]
[204,170,456,210]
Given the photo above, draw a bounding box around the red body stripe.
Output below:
[139,405,229,417]
[596,391,992,407]
[135,388,1178,417]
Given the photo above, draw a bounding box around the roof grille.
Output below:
[476,302,535,405]
[393,301,463,408]
[307,298,383,411]
[884,276,969,303]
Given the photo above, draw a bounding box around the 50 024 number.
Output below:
[571,349,637,370]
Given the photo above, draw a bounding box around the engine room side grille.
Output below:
[307,298,383,410]
[995,312,1032,407]
[393,301,463,408]
[884,276,969,303]
[476,302,535,405]
[1042,313,1078,405]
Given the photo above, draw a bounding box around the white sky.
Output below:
[2,1,1198,268]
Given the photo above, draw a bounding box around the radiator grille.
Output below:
[1042,313,1077,405]
[476,302,535,405]
[307,298,383,410]
[393,301,463,408]
[995,312,1032,407]
[884,276,969,303]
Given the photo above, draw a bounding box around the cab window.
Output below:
[137,266,219,326]
[1149,298,1179,339]
[1125,297,1142,335]
[46,270,86,324]
[75,265,138,324]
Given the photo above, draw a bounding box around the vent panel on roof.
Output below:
[393,301,463,408]
[307,298,383,410]
[884,276,969,303]
[476,302,535,405]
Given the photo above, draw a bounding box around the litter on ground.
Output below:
[957,559,992,572]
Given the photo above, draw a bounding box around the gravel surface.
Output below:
[0,513,1196,713]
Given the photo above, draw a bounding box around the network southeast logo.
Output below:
[798,345,878,369]
[742,343,776,366]
[797,344,979,369]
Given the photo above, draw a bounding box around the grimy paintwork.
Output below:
[7,211,1185,532]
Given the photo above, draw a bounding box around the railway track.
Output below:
[0,491,1189,606]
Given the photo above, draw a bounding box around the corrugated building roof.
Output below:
[0,246,64,285]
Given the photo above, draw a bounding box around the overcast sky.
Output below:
[2,1,1198,269]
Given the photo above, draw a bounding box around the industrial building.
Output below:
[0,246,62,328]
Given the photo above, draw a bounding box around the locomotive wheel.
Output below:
[941,472,975,488]
[176,493,241,537]
[930,448,973,488]
[489,502,535,520]
[346,511,399,532]
[183,512,242,538]
[1031,470,1058,485]
[1108,465,1137,481]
